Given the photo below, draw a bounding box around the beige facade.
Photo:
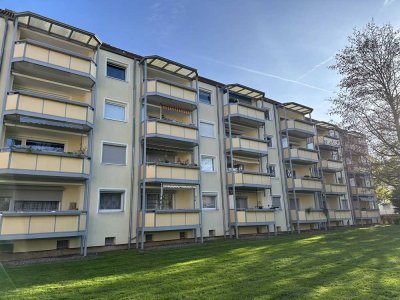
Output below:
[0,10,379,255]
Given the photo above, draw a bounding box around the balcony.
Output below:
[287,178,323,192]
[328,209,352,221]
[224,103,265,127]
[143,78,197,110]
[139,209,200,231]
[321,159,343,172]
[226,137,268,158]
[0,148,90,180]
[0,211,86,240]
[230,209,275,226]
[228,171,271,190]
[283,148,319,164]
[290,209,327,223]
[351,187,375,196]
[143,119,198,149]
[325,183,347,195]
[346,164,369,174]
[12,40,96,88]
[281,119,315,138]
[4,92,94,132]
[317,136,340,150]
[354,209,380,219]
[141,162,200,184]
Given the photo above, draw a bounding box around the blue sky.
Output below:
[3,0,400,120]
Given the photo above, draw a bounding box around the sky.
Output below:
[3,0,400,120]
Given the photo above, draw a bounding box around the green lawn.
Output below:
[1,225,399,299]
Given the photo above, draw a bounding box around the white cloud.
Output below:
[383,0,396,7]
[296,55,334,81]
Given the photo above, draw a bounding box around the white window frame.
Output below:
[202,191,218,210]
[105,58,130,82]
[265,135,274,148]
[104,98,128,122]
[199,120,216,138]
[268,164,278,179]
[271,195,282,210]
[201,155,216,173]
[98,188,126,213]
[100,141,128,166]
[199,88,213,106]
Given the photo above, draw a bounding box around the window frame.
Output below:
[268,164,277,178]
[202,192,218,210]
[98,188,126,213]
[201,155,216,173]
[265,135,274,148]
[105,58,129,82]
[104,98,128,122]
[272,195,281,209]
[199,89,213,105]
[100,141,128,166]
[199,120,216,138]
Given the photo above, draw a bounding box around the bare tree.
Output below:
[330,21,400,204]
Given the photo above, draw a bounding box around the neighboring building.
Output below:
[0,10,380,255]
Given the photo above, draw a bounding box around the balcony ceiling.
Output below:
[315,121,337,129]
[283,102,313,115]
[225,84,264,100]
[16,12,101,49]
[141,55,197,79]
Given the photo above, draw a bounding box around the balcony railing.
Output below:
[142,162,200,184]
[283,148,319,163]
[5,92,94,131]
[317,136,340,149]
[12,40,96,87]
[321,159,343,172]
[0,149,90,179]
[325,183,347,195]
[139,209,200,230]
[0,211,86,240]
[224,103,265,126]
[143,119,198,146]
[281,119,315,137]
[354,209,380,219]
[290,209,327,222]
[230,208,275,225]
[351,187,375,196]
[226,137,268,157]
[287,178,323,191]
[144,78,197,109]
[328,209,352,220]
[228,171,271,189]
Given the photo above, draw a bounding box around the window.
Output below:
[266,136,273,147]
[14,201,59,212]
[289,198,299,209]
[26,140,64,152]
[5,138,21,148]
[105,237,115,246]
[281,137,288,148]
[57,240,69,250]
[104,100,126,122]
[0,197,10,211]
[236,197,248,209]
[99,191,124,212]
[146,191,173,210]
[202,193,217,209]
[272,196,281,209]
[341,199,349,210]
[107,62,126,81]
[265,109,271,120]
[268,165,276,177]
[102,143,127,165]
[199,121,215,138]
[201,156,215,172]
[199,90,212,105]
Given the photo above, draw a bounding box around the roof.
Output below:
[15,11,101,49]
[315,121,337,129]
[225,84,265,99]
[101,43,142,60]
[140,55,197,80]
[282,102,313,115]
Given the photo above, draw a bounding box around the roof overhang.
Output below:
[316,121,337,130]
[15,12,101,49]
[282,102,313,115]
[140,55,197,80]
[225,84,264,100]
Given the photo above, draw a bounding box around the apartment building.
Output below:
[0,10,379,255]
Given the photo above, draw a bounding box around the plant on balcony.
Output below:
[305,207,313,214]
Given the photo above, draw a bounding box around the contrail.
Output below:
[296,56,334,81]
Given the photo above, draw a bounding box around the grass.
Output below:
[1,225,400,299]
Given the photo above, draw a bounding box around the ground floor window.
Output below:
[236,197,248,209]
[202,193,217,209]
[99,191,124,212]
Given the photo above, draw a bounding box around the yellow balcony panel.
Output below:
[287,178,323,192]
[228,171,271,190]
[12,40,96,88]
[139,209,200,231]
[0,211,86,240]
[354,209,380,219]
[144,78,197,110]
[281,119,315,138]
[143,119,198,149]
[325,183,347,195]
[291,209,327,223]
[142,163,199,184]
[230,209,275,226]
[351,187,375,196]
[328,209,352,221]
[226,137,268,158]
[321,159,344,172]
[5,92,94,132]
[317,135,340,150]
[224,103,265,127]
[0,149,90,180]
[283,148,319,164]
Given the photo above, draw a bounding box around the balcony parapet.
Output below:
[230,208,275,226]
[139,209,200,231]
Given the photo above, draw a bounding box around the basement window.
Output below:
[56,240,69,250]
[105,237,115,246]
